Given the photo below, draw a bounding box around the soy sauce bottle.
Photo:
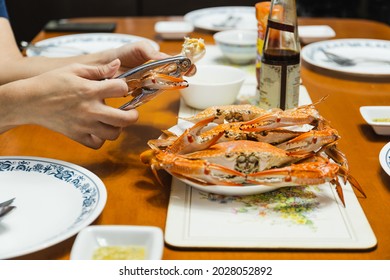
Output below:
[259,0,300,110]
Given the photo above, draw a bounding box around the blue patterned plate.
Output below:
[0,156,107,259]
[379,142,390,176]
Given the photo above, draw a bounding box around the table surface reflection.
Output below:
[1,16,390,260]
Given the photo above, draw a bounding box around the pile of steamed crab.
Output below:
[135,37,364,207]
[140,98,366,207]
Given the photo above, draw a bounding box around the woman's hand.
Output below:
[111,40,170,74]
[1,59,137,149]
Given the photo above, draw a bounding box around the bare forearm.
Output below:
[0,50,117,84]
[0,78,30,132]
[0,18,117,83]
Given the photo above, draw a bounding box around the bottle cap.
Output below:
[255,2,271,22]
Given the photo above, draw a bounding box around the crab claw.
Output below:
[170,158,246,186]
[125,73,188,98]
[141,73,189,90]
[166,116,223,154]
[183,64,197,77]
[140,149,166,186]
[240,104,321,132]
[277,128,340,154]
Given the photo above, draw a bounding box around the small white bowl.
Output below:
[70,225,164,260]
[360,106,390,135]
[180,65,246,109]
[154,21,194,40]
[213,29,257,65]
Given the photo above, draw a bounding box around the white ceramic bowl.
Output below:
[70,225,164,260]
[213,29,257,64]
[180,65,246,109]
[360,106,390,135]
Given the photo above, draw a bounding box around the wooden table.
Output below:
[2,17,390,260]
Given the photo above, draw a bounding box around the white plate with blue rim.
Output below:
[379,142,390,176]
[301,38,390,77]
[26,33,159,57]
[0,156,107,259]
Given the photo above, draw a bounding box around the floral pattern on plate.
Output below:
[0,156,106,259]
[201,186,321,228]
[0,158,99,222]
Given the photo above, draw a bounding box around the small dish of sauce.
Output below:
[373,118,390,123]
[92,245,146,260]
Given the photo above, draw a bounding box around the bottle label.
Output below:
[259,62,300,110]
[254,34,265,106]
[256,35,265,69]
[255,1,272,104]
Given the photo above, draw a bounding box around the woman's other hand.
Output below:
[1,59,137,149]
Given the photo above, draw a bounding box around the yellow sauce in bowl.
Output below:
[92,245,146,260]
[373,118,390,123]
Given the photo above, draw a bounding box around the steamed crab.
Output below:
[140,101,366,207]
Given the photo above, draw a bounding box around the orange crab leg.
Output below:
[246,162,347,206]
[337,166,366,198]
[323,144,349,175]
[166,116,223,154]
[330,177,345,207]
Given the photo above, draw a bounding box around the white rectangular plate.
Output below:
[298,25,336,44]
[165,63,376,249]
[165,178,376,249]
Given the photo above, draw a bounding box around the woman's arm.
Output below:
[0,18,168,84]
[0,59,140,148]
[0,15,169,149]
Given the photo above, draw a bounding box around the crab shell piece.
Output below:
[181,37,206,63]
